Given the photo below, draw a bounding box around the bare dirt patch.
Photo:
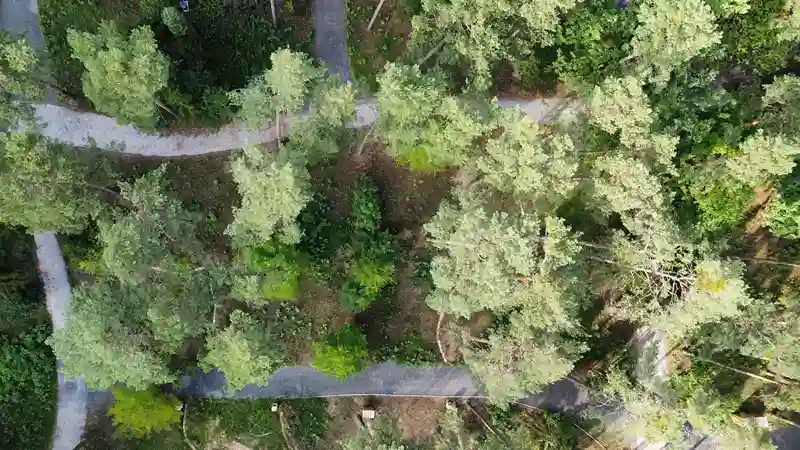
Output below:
[379,397,445,442]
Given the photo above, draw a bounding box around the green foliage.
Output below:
[312,324,369,380]
[477,412,581,450]
[0,32,41,128]
[284,398,330,448]
[0,325,56,450]
[67,21,169,129]
[229,49,321,130]
[228,146,311,246]
[629,0,721,82]
[340,177,396,312]
[376,63,489,169]
[108,386,181,438]
[233,243,303,305]
[161,7,187,37]
[552,0,637,87]
[187,398,286,448]
[717,0,792,75]
[0,132,101,233]
[410,0,579,90]
[688,176,753,231]
[200,310,287,391]
[340,416,408,450]
[378,332,437,366]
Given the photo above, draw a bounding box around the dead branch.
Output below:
[690,355,790,386]
[278,409,299,450]
[367,0,387,31]
[436,312,451,364]
[181,402,198,450]
[463,401,500,438]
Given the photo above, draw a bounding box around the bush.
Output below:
[378,333,437,366]
[233,243,303,305]
[161,7,187,37]
[764,170,800,239]
[108,386,181,438]
[0,325,57,449]
[689,177,753,232]
[764,194,800,239]
[312,324,369,380]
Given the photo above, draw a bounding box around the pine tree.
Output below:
[67,21,170,128]
[228,49,322,131]
[375,63,489,170]
[410,0,579,90]
[629,0,721,82]
[200,310,286,391]
[227,146,311,246]
[0,32,41,129]
[0,133,100,233]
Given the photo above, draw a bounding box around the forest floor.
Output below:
[62,135,455,368]
[345,0,411,92]
[38,0,313,112]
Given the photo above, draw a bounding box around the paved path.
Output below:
[313,0,351,82]
[2,1,90,448]
[30,98,568,156]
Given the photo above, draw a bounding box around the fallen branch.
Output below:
[690,355,789,386]
[278,409,298,450]
[181,402,198,450]
[436,312,450,364]
[367,0,387,31]
[463,401,500,438]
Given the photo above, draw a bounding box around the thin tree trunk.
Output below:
[367,0,387,31]
[353,127,373,158]
[271,0,277,27]
[418,39,445,65]
[276,111,282,143]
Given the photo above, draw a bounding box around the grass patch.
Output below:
[346,0,412,92]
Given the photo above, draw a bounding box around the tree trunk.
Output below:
[276,111,282,143]
[271,0,277,27]
[367,0,387,31]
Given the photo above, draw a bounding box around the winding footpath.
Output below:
[2,0,798,448]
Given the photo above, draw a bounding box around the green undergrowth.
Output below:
[0,226,57,450]
[39,0,312,127]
